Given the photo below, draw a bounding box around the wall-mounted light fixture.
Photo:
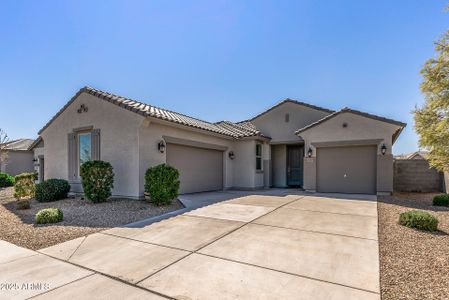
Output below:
[228,151,235,160]
[307,147,313,158]
[380,144,387,155]
[158,140,166,153]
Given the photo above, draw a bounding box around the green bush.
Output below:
[80,160,114,203]
[399,210,438,231]
[433,194,449,207]
[0,172,14,187]
[35,208,63,224]
[14,172,37,200]
[145,164,180,206]
[35,179,70,202]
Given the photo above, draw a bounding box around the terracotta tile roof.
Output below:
[38,87,268,139]
[215,120,265,138]
[1,139,34,151]
[295,107,406,134]
[295,107,406,144]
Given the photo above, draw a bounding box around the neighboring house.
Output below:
[395,151,428,160]
[0,139,35,176]
[35,86,406,198]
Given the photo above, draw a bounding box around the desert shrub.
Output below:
[80,160,114,203]
[35,179,70,202]
[399,210,438,231]
[35,208,63,224]
[0,172,14,187]
[433,194,449,207]
[14,172,37,200]
[145,164,180,206]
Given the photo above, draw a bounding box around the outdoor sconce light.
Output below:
[158,140,166,153]
[307,147,313,158]
[381,144,387,155]
[228,151,235,160]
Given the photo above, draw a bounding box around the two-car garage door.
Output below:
[316,145,377,194]
[166,143,223,194]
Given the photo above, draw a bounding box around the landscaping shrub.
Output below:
[14,172,37,200]
[35,179,70,202]
[80,160,114,203]
[399,210,438,231]
[0,172,14,187]
[433,194,449,207]
[145,164,180,206]
[35,208,63,224]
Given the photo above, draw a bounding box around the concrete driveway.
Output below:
[0,192,379,300]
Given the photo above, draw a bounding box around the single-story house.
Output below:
[395,151,428,160]
[34,86,406,198]
[0,139,35,176]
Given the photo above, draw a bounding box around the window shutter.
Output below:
[68,133,76,181]
[92,129,101,160]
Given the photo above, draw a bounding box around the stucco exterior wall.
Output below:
[299,112,401,194]
[252,102,330,143]
[40,93,144,197]
[0,151,34,176]
[232,139,257,189]
[299,112,399,155]
[138,120,238,195]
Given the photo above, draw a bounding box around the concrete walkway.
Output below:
[0,192,380,300]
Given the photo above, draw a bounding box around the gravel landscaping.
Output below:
[0,187,184,250]
[378,192,449,300]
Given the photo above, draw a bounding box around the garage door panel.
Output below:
[317,146,376,194]
[167,143,223,194]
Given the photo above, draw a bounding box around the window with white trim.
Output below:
[256,143,263,171]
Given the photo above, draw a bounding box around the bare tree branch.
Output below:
[0,128,10,165]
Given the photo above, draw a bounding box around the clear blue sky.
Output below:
[1,1,448,154]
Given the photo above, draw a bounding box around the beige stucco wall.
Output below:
[252,102,330,143]
[251,102,328,186]
[138,120,238,195]
[231,139,257,189]
[40,93,144,197]
[299,112,401,194]
[0,150,34,176]
[299,112,399,155]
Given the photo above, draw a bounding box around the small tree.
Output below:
[80,160,114,203]
[14,172,37,209]
[414,31,449,172]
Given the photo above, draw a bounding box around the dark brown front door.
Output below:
[287,146,303,186]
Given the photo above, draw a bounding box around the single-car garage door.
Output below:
[317,145,377,194]
[166,143,223,194]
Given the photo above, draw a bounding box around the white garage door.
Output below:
[166,143,223,194]
[316,145,377,194]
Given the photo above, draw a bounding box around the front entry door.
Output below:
[287,146,303,186]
